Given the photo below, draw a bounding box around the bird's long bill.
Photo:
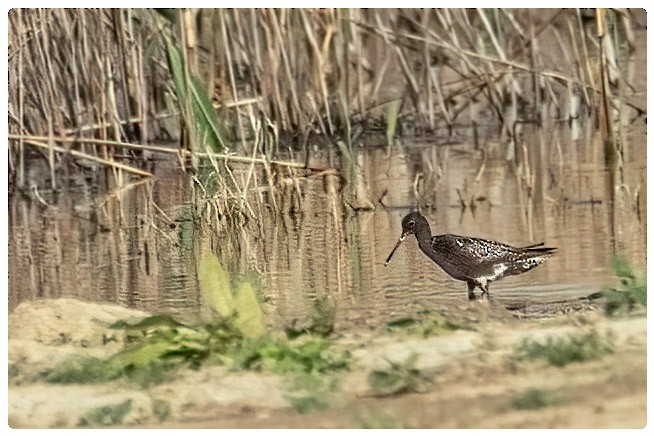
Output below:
[384,235,405,266]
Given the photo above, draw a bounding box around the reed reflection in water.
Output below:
[8,126,646,331]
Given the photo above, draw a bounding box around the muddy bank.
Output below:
[8,299,646,428]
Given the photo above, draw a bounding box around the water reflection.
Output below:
[8,126,646,332]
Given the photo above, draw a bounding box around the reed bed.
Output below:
[8,9,642,192]
[8,9,645,354]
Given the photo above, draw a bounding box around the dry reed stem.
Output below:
[300,9,333,133]
[96,177,154,208]
[218,10,247,152]
[355,19,598,92]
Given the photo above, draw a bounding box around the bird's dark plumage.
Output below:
[385,212,555,299]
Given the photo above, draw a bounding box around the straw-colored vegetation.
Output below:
[8,9,643,258]
[8,9,643,267]
[8,9,640,187]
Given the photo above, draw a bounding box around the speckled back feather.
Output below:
[427,234,556,282]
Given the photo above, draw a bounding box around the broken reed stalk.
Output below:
[192,151,308,169]
[9,134,182,155]
[9,134,316,170]
[16,138,154,177]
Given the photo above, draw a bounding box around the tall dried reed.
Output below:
[8,9,640,186]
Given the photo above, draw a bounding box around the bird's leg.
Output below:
[480,282,491,299]
[467,281,477,300]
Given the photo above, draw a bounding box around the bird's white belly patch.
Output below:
[476,263,509,287]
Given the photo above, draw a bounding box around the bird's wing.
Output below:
[431,234,554,278]
[433,234,530,274]
[431,234,517,262]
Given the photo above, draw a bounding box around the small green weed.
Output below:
[151,398,171,422]
[601,257,646,316]
[285,372,337,414]
[287,394,328,414]
[511,388,556,410]
[515,330,614,367]
[45,321,220,386]
[368,353,432,396]
[360,410,407,429]
[46,357,123,385]
[386,310,469,338]
[241,337,351,374]
[285,295,337,339]
[79,399,132,427]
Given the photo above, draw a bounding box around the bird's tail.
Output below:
[519,242,556,254]
[504,244,556,277]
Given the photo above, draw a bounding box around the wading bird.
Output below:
[385,212,555,300]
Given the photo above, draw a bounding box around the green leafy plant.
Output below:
[197,253,265,339]
[46,317,351,387]
[46,318,234,386]
[46,320,351,387]
[242,337,351,374]
[165,39,229,153]
[601,257,646,316]
[514,330,614,367]
[45,254,352,387]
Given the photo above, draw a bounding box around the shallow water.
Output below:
[8,122,646,331]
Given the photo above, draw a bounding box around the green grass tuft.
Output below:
[360,410,408,429]
[515,330,614,367]
[285,295,336,339]
[282,363,345,414]
[240,337,351,374]
[511,388,556,410]
[151,398,171,422]
[79,399,133,427]
[368,353,431,397]
[386,310,470,338]
[601,257,646,316]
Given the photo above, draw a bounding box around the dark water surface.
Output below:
[9,124,646,331]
